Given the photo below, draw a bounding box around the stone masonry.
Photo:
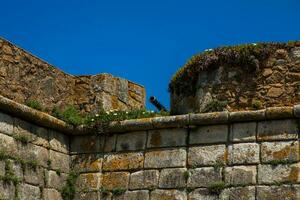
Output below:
[0,37,145,114]
[0,90,299,199]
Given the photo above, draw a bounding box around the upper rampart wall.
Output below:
[0,37,145,114]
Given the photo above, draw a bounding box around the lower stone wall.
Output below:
[71,118,300,200]
[0,111,70,200]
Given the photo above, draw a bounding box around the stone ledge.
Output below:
[0,93,299,136]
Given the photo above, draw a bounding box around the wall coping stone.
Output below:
[0,93,298,135]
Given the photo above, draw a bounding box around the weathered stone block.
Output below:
[187,167,222,188]
[258,163,300,184]
[49,130,69,154]
[261,141,299,163]
[50,150,70,173]
[159,168,187,189]
[188,188,219,200]
[147,128,187,148]
[0,112,13,135]
[0,181,15,199]
[71,154,103,173]
[71,135,103,153]
[188,145,227,167]
[150,189,187,200]
[221,186,256,200]
[129,170,159,190]
[293,104,300,118]
[224,166,257,186]
[31,125,49,148]
[19,183,41,200]
[16,143,49,168]
[0,132,17,155]
[266,107,293,119]
[103,152,143,171]
[190,125,228,144]
[228,143,259,164]
[190,111,229,125]
[230,122,256,142]
[116,131,147,151]
[257,119,298,141]
[74,191,100,200]
[144,149,186,168]
[104,134,116,152]
[152,115,189,129]
[76,173,102,191]
[43,188,63,200]
[257,185,298,200]
[229,110,265,122]
[47,170,68,190]
[24,166,44,186]
[102,172,129,190]
[0,161,5,176]
[121,190,149,200]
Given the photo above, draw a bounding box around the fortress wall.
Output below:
[0,93,299,199]
[0,38,145,114]
[71,107,300,200]
[0,111,70,200]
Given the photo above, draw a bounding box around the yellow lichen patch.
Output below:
[102,172,129,190]
[111,95,119,110]
[103,153,144,171]
[223,148,229,163]
[287,165,299,183]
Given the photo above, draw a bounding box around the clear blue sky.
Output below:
[1,0,299,110]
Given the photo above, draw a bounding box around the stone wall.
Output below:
[71,106,300,200]
[0,111,70,200]
[0,94,299,200]
[171,45,300,114]
[0,37,145,114]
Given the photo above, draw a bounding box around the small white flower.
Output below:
[126,111,129,114]
[252,43,257,46]
[91,119,95,122]
[142,112,145,114]
[113,113,117,116]
[106,111,110,114]
[95,114,99,117]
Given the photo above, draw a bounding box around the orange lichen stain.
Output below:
[287,166,299,183]
[272,145,294,160]
[150,131,161,147]
[104,154,143,171]
[85,174,98,188]
[223,149,229,163]
[111,95,119,109]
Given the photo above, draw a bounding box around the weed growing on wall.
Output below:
[61,171,79,200]
[25,100,44,111]
[52,106,84,126]
[202,100,228,113]
[207,181,226,195]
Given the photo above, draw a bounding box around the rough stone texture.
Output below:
[0,38,145,113]
[187,167,222,188]
[103,152,144,171]
[257,185,299,200]
[159,168,187,189]
[150,189,187,200]
[171,45,300,114]
[225,166,257,186]
[104,134,117,152]
[43,188,63,200]
[0,161,5,176]
[70,135,103,154]
[188,145,227,167]
[74,191,100,200]
[230,122,256,142]
[19,183,41,200]
[49,130,69,154]
[118,190,149,200]
[102,172,129,190]
[257,119,299,141]
[116,131,147,151]
[76,173,102,191]
[258,163,300,184]
[71,154,103,173]
[189,111,228,125]
[222,186,256,200]
[261,141,299,163]
[0,181,15,199]
[144,149,186,168]
[0,112,13,135]
[147,128,187,148]
[129,170,159,190]
[49,150,70,173]
[189,125,228,144]
[47,170,68,190]
[8,159,23,179]
[228,143,260,164]
[188,188,219,200]
[24,166,45,186]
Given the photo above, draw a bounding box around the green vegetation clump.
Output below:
[61,171,79,200]
[25,100,43,111]
[52,106,85,126]
[251,99,263,110]
[169,42,300,96]
[111,187,126,196]
[207,181,226,195]
[13,134,32,145]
